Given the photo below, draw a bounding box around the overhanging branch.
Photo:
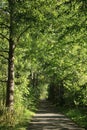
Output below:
[0,22,10,29]
[0,50,9,53]
[0,54,8,60]
[0,80,7,83]
[0,33,9,41]
[17,26,30,42]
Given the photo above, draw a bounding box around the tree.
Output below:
[0,0,58,109]
[35,0,87,106]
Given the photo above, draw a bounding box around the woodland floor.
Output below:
[27,100,85,130]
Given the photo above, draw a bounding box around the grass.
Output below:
[13,109,35,130]
[57,106,87,129]
[0,107,35,130]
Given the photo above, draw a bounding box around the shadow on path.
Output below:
[27,100,85,130]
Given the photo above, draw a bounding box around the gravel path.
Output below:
[27,100,85,130]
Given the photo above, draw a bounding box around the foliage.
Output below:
[57,106,87,129]
[0,0,87,129]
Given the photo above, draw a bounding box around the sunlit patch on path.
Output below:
[27,100,85,130]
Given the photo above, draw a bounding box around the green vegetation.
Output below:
[0,107,34,130]
[57,106,87,129]
[0,0,87,129]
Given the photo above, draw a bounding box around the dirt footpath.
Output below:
[27,100,85,130]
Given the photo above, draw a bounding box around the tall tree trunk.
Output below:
[6,0,15,109]
[6,39,15,109]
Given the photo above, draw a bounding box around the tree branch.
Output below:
[0,33,9,41]
[17,26,30,42]
[0,80,7,83]
[0,50,8,53]
[0,54,8,60]
[0,22,10,29]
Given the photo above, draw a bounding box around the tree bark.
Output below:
[6,0,15,110]
[6,39,15,109]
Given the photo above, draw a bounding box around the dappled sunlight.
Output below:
[0,0,87,129]
[27,100,85,130]
[40,84,49,100]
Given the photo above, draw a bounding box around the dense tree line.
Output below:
[47,0,87,107]
[0,0,87,128]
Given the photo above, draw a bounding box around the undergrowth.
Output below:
[0,106,35,130]
[57,106,87,129]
